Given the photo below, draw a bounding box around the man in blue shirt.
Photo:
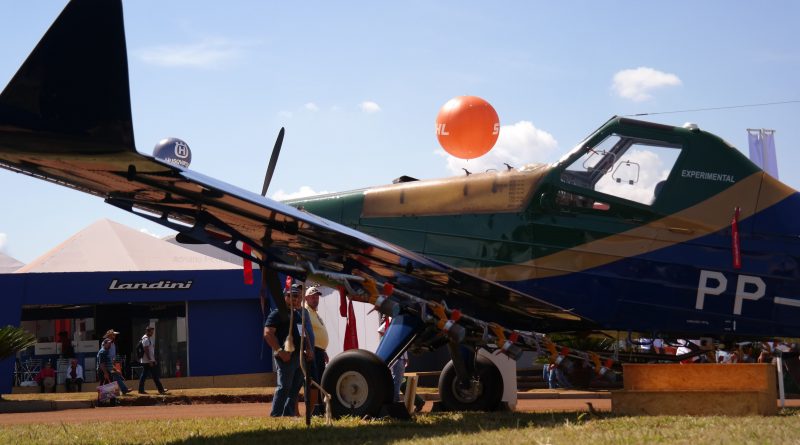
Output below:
[263,283,314,417]
[97,338,131,395]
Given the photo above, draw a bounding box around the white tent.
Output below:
[309,286,381,359]
[0,252,24,273]
[17,219,240,273]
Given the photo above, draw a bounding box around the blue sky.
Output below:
[1,1,799,263]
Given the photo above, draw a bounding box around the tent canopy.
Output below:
[0,252,24,273]
[17,219,241,273]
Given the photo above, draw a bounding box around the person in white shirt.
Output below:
[138,326,168,395]
[303,286,328,415]
[65,358,84,392]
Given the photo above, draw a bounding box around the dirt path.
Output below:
[0,403,269,425]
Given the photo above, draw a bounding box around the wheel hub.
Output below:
[335,370,369,409]
[451,378,483,403]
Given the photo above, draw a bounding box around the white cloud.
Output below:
[305,102,320,112]
[136,38,247,69]
[612,67,682,102]
[595,148,672,204]
[271,186,330,201]
[359,101,381,113]
[441,121,558,175]
[0,233,7,252]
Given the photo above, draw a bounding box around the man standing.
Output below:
[304,286,328,415]
[264,283,314,417]
[98,338,131,394]
[65,359,84,392]
[103,329,119,360]
[138,326,169,395]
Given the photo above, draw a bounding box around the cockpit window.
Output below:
[560,134,681,205]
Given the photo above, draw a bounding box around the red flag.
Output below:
[242,243,253,285]
[343,299,359,350]
[731,207,741,269]
[338,286,347,318]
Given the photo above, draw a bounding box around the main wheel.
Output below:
[321,349,393,418]
[438,355,504,411]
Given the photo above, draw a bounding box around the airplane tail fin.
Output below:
[0,0,135,153]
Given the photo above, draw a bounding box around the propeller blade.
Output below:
[261,127,285,196]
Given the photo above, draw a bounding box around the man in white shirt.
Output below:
[304,286,328,415]
[65,358,84,392]
[138,326,169,395]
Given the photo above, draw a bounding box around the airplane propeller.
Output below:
[261,127,285,196]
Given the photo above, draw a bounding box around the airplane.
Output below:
[2,0,799,419]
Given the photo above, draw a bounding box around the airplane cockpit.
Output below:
[557,132,683,208]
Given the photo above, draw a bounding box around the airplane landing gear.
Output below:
[438,354,504,411]
[321,349,393,418]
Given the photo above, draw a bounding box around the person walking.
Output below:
[103,329,119,360]
[98,338,131,394]
[138,326,169,395]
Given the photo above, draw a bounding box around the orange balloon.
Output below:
[435,96,500,159]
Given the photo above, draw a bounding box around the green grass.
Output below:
[3,410,800,445]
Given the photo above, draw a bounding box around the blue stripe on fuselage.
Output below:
[503,192,800,338]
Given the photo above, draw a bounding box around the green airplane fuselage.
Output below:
[288,116,799,338]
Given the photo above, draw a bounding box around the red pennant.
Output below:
[259,269,267,318]
[338,286,347,318]
[731,207,741,269]
[242,243,253,285]
[285,276,293,290]
[343,299,359,350]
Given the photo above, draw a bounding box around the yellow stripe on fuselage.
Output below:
[465,172,795,282]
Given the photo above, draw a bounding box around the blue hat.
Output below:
[284,283,302,296]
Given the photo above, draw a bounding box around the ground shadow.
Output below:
[165,411,593,445]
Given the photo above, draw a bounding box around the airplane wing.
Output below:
[0,0,591,348]
[0,137,589,332]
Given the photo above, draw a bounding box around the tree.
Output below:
[0,325,35,400]
[0,325,35,361]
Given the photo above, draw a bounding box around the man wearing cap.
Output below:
[138,326,168,395]
[97,338,131,395]
[103,329,120,360]
[263,283,315,417]
[303,286,328,415]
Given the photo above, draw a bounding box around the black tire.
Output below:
[438,355,504,411]
[321,349,393,418]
